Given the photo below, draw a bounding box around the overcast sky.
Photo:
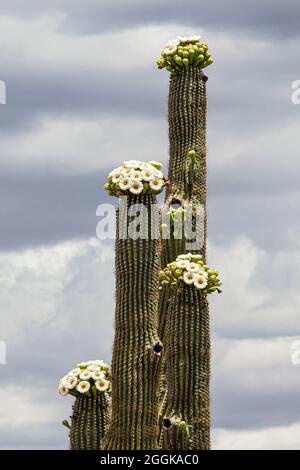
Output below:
[0,0,300,450]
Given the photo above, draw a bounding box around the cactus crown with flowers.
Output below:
[103,160,168,197]
[58,360,111,398]
[160,253,222,295]
[157,35,213,74]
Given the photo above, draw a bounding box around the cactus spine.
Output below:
[69,393,111,450]
[160,66,210,449]
[103,194,162,450]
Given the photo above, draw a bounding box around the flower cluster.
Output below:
[104,160,167,197]
[160,253,221,294]
[58,360,111,398]
[157,35,213,74]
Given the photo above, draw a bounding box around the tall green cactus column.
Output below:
[157,36,215,450]
[103,161,166,450]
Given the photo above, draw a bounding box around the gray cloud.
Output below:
[1,0,300,450]
[2,0,300,38]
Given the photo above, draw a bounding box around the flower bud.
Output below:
[188,149,196,163]
[183,58,189,70]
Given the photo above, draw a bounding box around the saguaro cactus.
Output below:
[103,161,166,450]
[59,360,111,450]
[58,35,221,452]
[157,35,215,450]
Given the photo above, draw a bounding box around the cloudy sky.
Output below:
[0,0,300,450]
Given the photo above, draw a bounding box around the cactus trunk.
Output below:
[70,393,110,450]
[103,194,162,450]
[160,67,210,449]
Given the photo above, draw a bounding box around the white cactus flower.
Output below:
[189,35,201,42]
[121,167,131,176]
[176,259,189,269]
[177,254,190,260]
[194,275,208,289]
[58,384,69,396]
[86,365,99,372]
[92,370,105,380]
[177,36,190,44]
[119,177,132,191]
[69,368,81,376]
[76,381,91,394]
[80,370,92,380]
[164,44,177,55]
[183,271,196,285]
[198,269,208,278]
[141,168,155,181]
[109,166,122,177]
[149,178,164,191]
[186,262,200,273]
[153,169,163,179]
[124,160,142,169]
[130,181,144,195]
[64,375,78,389]
[112,173,122,184]
[130,170,142,181]
[95,379,110,392]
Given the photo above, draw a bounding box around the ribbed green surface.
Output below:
[70,393,110,450]
[159,67,210,449]
[103,194,162,450]
[159,66,207,345]
[163,288,210,449]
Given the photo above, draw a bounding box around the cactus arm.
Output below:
[159,66,210,450]
[69,392,110,450]
[103,194,163,450]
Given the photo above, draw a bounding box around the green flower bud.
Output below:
[174,55,183,66]
[188,149,196,163]
[103,183,110,190]
[195,54,204,66]
[62,420,71,430]
[156,58,166,69]
[182,50,189,58]
[183,58,189,70]
[189,50,195,64]
[179,420,187,430]
[175,269,183,277]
